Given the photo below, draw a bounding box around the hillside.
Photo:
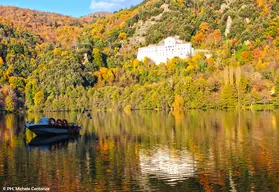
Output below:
[0,6,94,44]
[0,0,279,112]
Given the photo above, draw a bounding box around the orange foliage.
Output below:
[253,48,263,60]
[213,30,221,40]
[206,57,215,65]
[195,32,204,42]
[241,51,249,59]
[0,57,4,65]
[0,6,93,44]
[257,0,264,7]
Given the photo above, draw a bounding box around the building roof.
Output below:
[140,36,190,49]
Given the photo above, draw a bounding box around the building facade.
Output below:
[137,37,194,64]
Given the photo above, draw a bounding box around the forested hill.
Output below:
[0,0,279,112]
[0,6,93,43]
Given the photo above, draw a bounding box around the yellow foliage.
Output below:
[166,58,176,72]
[133,59,140,68]
[114,47,119,53]
[100,67,108,75]
[257,0,264,7]
[103,48,110,55]
[118,32,127,40]
[61,51,68,56]
[52,48,62,56]
[34,91,45,107]
[4,66,14,79]
[5,96,15,112]
[263,45,270,54]
[103,69,115,82]
[186,64,195,72]
[177,0,184,6]
[120,22,127,30]
[256,60,268,70]
[8,76,16,90]
[192,53,203,63]
[1,40,8,46]
[91,24,105,37]
[172,95,184,111]
[0,57,4,65]
[124,105,132,115]
[263,5,269,14]
[30,58,36,66]
[93,48,100,55]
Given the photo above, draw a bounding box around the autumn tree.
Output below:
[34,90,45,108]
[5,96,15,112]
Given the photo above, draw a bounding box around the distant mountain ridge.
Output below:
[84,12,112,18]
[0,6,94,43]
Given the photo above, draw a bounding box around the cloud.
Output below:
[90,0,141,12]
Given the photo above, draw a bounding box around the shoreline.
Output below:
[1,104,278,114]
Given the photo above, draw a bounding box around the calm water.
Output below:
[1,110,279,191]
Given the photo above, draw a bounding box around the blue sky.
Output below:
[0,0,143,17]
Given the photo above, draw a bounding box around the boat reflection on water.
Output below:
[140,147,196,185]
[25,134,81,151]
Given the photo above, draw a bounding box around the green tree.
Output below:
[93,48,104,67]
[25,80,38,108]
[221,84,237,108]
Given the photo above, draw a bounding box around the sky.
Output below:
[0,0,143,17]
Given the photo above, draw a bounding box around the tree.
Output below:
[5,96,15,112]
[221,84,237,108]
[172,95,184,111]
[93,48,104,67]
[25,80,38,107]
[34,90,45,108]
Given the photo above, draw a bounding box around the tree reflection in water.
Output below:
[0,110,279,191]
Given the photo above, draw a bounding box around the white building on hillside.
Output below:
[137,36,194,64]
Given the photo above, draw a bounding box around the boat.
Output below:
[24,117,82,136]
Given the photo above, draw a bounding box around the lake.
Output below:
[0,110,279,191]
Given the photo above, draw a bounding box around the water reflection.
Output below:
[140,147,196,184]
[26,135,81,151]
[0,110,279,191]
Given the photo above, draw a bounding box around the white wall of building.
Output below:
[137,37,194,65]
